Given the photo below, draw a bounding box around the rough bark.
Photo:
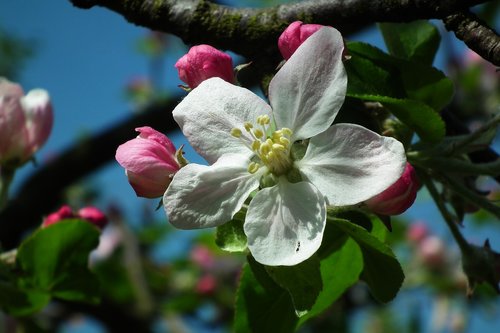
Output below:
[444,10,500,66]
[69,0,497,64]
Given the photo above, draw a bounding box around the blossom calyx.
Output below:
[175,45,235,89]
[462,239,500,296]
[115,126,181,198]
[364,163,419,215]
[0,78,53,168]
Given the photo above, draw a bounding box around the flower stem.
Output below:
[440,172,500,219]
[422,157,500,177]
[449,113,500,153]
[418,170,470,253]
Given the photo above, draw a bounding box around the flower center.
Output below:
[231,115,294,176]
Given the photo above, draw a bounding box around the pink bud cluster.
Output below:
[406,222,446,269]
[42,205,108,229]
[190,245,217,295]
[115,126,180,198]
[175,45,235,89]
[0,78,53,167]
[364,163,419,216]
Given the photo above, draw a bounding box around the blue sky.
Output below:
[1,1,500,332]
[0,1,194,223]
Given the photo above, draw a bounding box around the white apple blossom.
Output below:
[164,27,406,266]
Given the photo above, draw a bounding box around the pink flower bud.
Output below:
[406,221,428,244]
[190,245,215,270]
[278,21,324,60]
[364,163,419,216]
[417,236,446,268]
[115,126,180,198]
[42,205,108,229]
[175,45,234,89]
[42,205,75,227]
[0,78,53,167]
[196,274,217,295]
[78,206,108,229]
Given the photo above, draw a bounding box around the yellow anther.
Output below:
[244,122,253,131]
[261,115,270,125]
[253,128,264,138]
[231,128,242,138]
[260,142,271,155]
[282,128,293,137]
[248,162,260,174]
[229,114,294,177]
[272,143,286,152]
[251,140,261,151]
[279,137,290,147]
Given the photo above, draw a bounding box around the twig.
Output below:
[444,10,500,66]
[69,0,491,60]
[418,171,470,253]
[0,97,181,249]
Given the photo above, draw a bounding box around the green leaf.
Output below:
[345,43,405,98]
[17,220,101,304]
[348,94,445,143]
[298,238,363,326]
[215,211,247,252]
[0,279,50,316]
[92,250,136,304]
[331,218,404,303]
[345,41,452,142]
[265,255,322,317]
[399,63,454,112]
[347,42,453,111]
[379,21,440,65]
[333,209,374,231]
[234,256,298,333]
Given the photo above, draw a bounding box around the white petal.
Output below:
[173,78,272,163]
[164,153,262,229]
[296,124,406,206]
[269,27,347,140]
[244,178,326,266]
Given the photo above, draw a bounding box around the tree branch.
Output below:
[444,10,500,66]
[0,97,181,250]
[69,0,490,59]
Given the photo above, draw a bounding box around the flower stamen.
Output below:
[248,161,260,174]
[231,115,294,176]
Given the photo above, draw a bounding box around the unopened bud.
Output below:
[278,21,325,60]
[364,163,419,216]
[115,126,180,198]
[175,45,234,89]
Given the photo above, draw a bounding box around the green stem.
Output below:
[409,155,500,177]
[440,172,500,219]
[418,171,470,253]
[450,113,500,153]
[118,220,154,317]
[0,168,16,211]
